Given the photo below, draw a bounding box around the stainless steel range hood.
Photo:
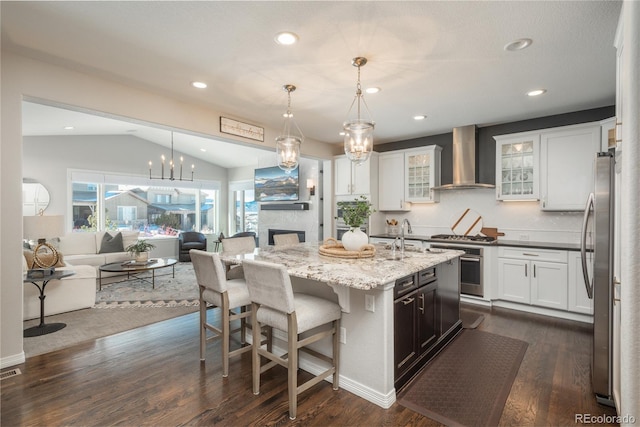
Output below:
[433,125,495,190]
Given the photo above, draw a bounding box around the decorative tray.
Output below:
[318,238,376,259]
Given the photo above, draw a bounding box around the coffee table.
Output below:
[98,258,177,290]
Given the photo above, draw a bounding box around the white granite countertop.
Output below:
[219,242,463,291]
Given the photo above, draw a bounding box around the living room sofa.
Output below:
[22,255,97,320]
[22,231,140,320]
[57,230,139,270]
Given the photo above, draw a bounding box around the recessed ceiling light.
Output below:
[200,148,207,152]
[63,126,74,130]
[365,87,381,94]
[274,31,299,45]
[504,38,533,51]
[339,131,346,136]
[527,89,547,97]
[413,115,427,120]
[191,81,207,89]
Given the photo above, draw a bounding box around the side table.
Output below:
[23,270,76,337]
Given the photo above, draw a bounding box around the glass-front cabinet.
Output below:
[404,146,442,203]
[494,132,540,201]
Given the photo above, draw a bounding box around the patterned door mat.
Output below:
[398,329,528,426]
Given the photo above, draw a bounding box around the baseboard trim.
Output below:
[1,351,25,370]
[492,300,593,323]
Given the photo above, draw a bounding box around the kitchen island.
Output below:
[220,242,462,408]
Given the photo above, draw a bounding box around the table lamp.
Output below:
[23,214,64,268]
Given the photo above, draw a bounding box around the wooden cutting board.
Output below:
[480,227,505,239]
[451,209,483,236]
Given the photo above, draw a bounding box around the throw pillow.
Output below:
[99,232,124,254]
[23,249,65,269]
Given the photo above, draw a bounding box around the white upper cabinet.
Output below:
[377,145,442,211]
[404,146,441,203]
[334,155,372,196]
[378,152,410,211]
[539,123,601,211]
[494,132,540,201]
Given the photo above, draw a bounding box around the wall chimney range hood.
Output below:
[433,125,495,190]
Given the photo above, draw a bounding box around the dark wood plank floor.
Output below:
[1,304,618,426]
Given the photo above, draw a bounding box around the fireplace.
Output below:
[268,229,306,246]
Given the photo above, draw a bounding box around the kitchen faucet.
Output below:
[400,219,412,253]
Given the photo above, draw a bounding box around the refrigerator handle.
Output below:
[581,192,594,299]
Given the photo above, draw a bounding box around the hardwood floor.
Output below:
[1,304,618,426]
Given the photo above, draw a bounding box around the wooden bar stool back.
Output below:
[190,249,252,377]
[243,259,341,420]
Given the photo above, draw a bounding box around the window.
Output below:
[231,182,256,235]
[71,172,220,236]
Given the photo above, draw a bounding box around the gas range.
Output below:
[429,234,497,245]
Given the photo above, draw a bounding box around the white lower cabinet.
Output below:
[497,247,568,310]
[567,251,594,314]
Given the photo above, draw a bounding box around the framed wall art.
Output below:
[220,116,264,142]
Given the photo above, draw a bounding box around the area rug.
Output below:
[398,329,528,427]
[23,305,199,358]
[95,261,200,307]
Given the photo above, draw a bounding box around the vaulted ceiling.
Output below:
[3,1,621,168]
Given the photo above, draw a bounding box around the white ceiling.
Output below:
[3,1,621,169]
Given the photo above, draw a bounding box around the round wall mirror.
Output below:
[23,180,50,216]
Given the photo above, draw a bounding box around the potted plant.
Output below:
[336,195,376,251]
[125,239,156,262]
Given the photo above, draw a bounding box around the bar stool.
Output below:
[190,249,252,377]
[242,259,341,420]
[221,236,256,280]
[273,233,300,246]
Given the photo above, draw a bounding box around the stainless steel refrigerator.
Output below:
[580,151,615,407]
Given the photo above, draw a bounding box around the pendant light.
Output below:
[343,57,375,165]
[276,84,304,173]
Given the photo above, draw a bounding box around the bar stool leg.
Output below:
[251,302,261,395]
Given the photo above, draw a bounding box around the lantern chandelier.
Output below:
[148,132,194,181]
[276,84,304,173]
[343,57,375,165]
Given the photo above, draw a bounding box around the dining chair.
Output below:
[273,233,300,246]
[221,235,256,280]
[190,249,252,377]
[242,259,341,420]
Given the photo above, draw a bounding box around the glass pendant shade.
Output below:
[343,57,374,165]
[344,119,374,165]
[276,84,303,173]
[276,135,301,173]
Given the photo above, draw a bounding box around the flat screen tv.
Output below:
[254,166,299,202]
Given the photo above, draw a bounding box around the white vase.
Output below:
[341,227,369,251]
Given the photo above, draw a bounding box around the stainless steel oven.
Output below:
[336,225,368,240]
[430,244,483,297]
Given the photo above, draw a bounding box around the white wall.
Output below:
[376,188,585,244]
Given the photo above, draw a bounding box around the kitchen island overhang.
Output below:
[220,243,463,409]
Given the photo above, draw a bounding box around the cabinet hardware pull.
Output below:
[525,264,528,277]
[402,297,415,305]
[418,294,425,313]
[533,264,536,278]
[401,281,414,288]
[460,257,480,262]
[522,253,539,256]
